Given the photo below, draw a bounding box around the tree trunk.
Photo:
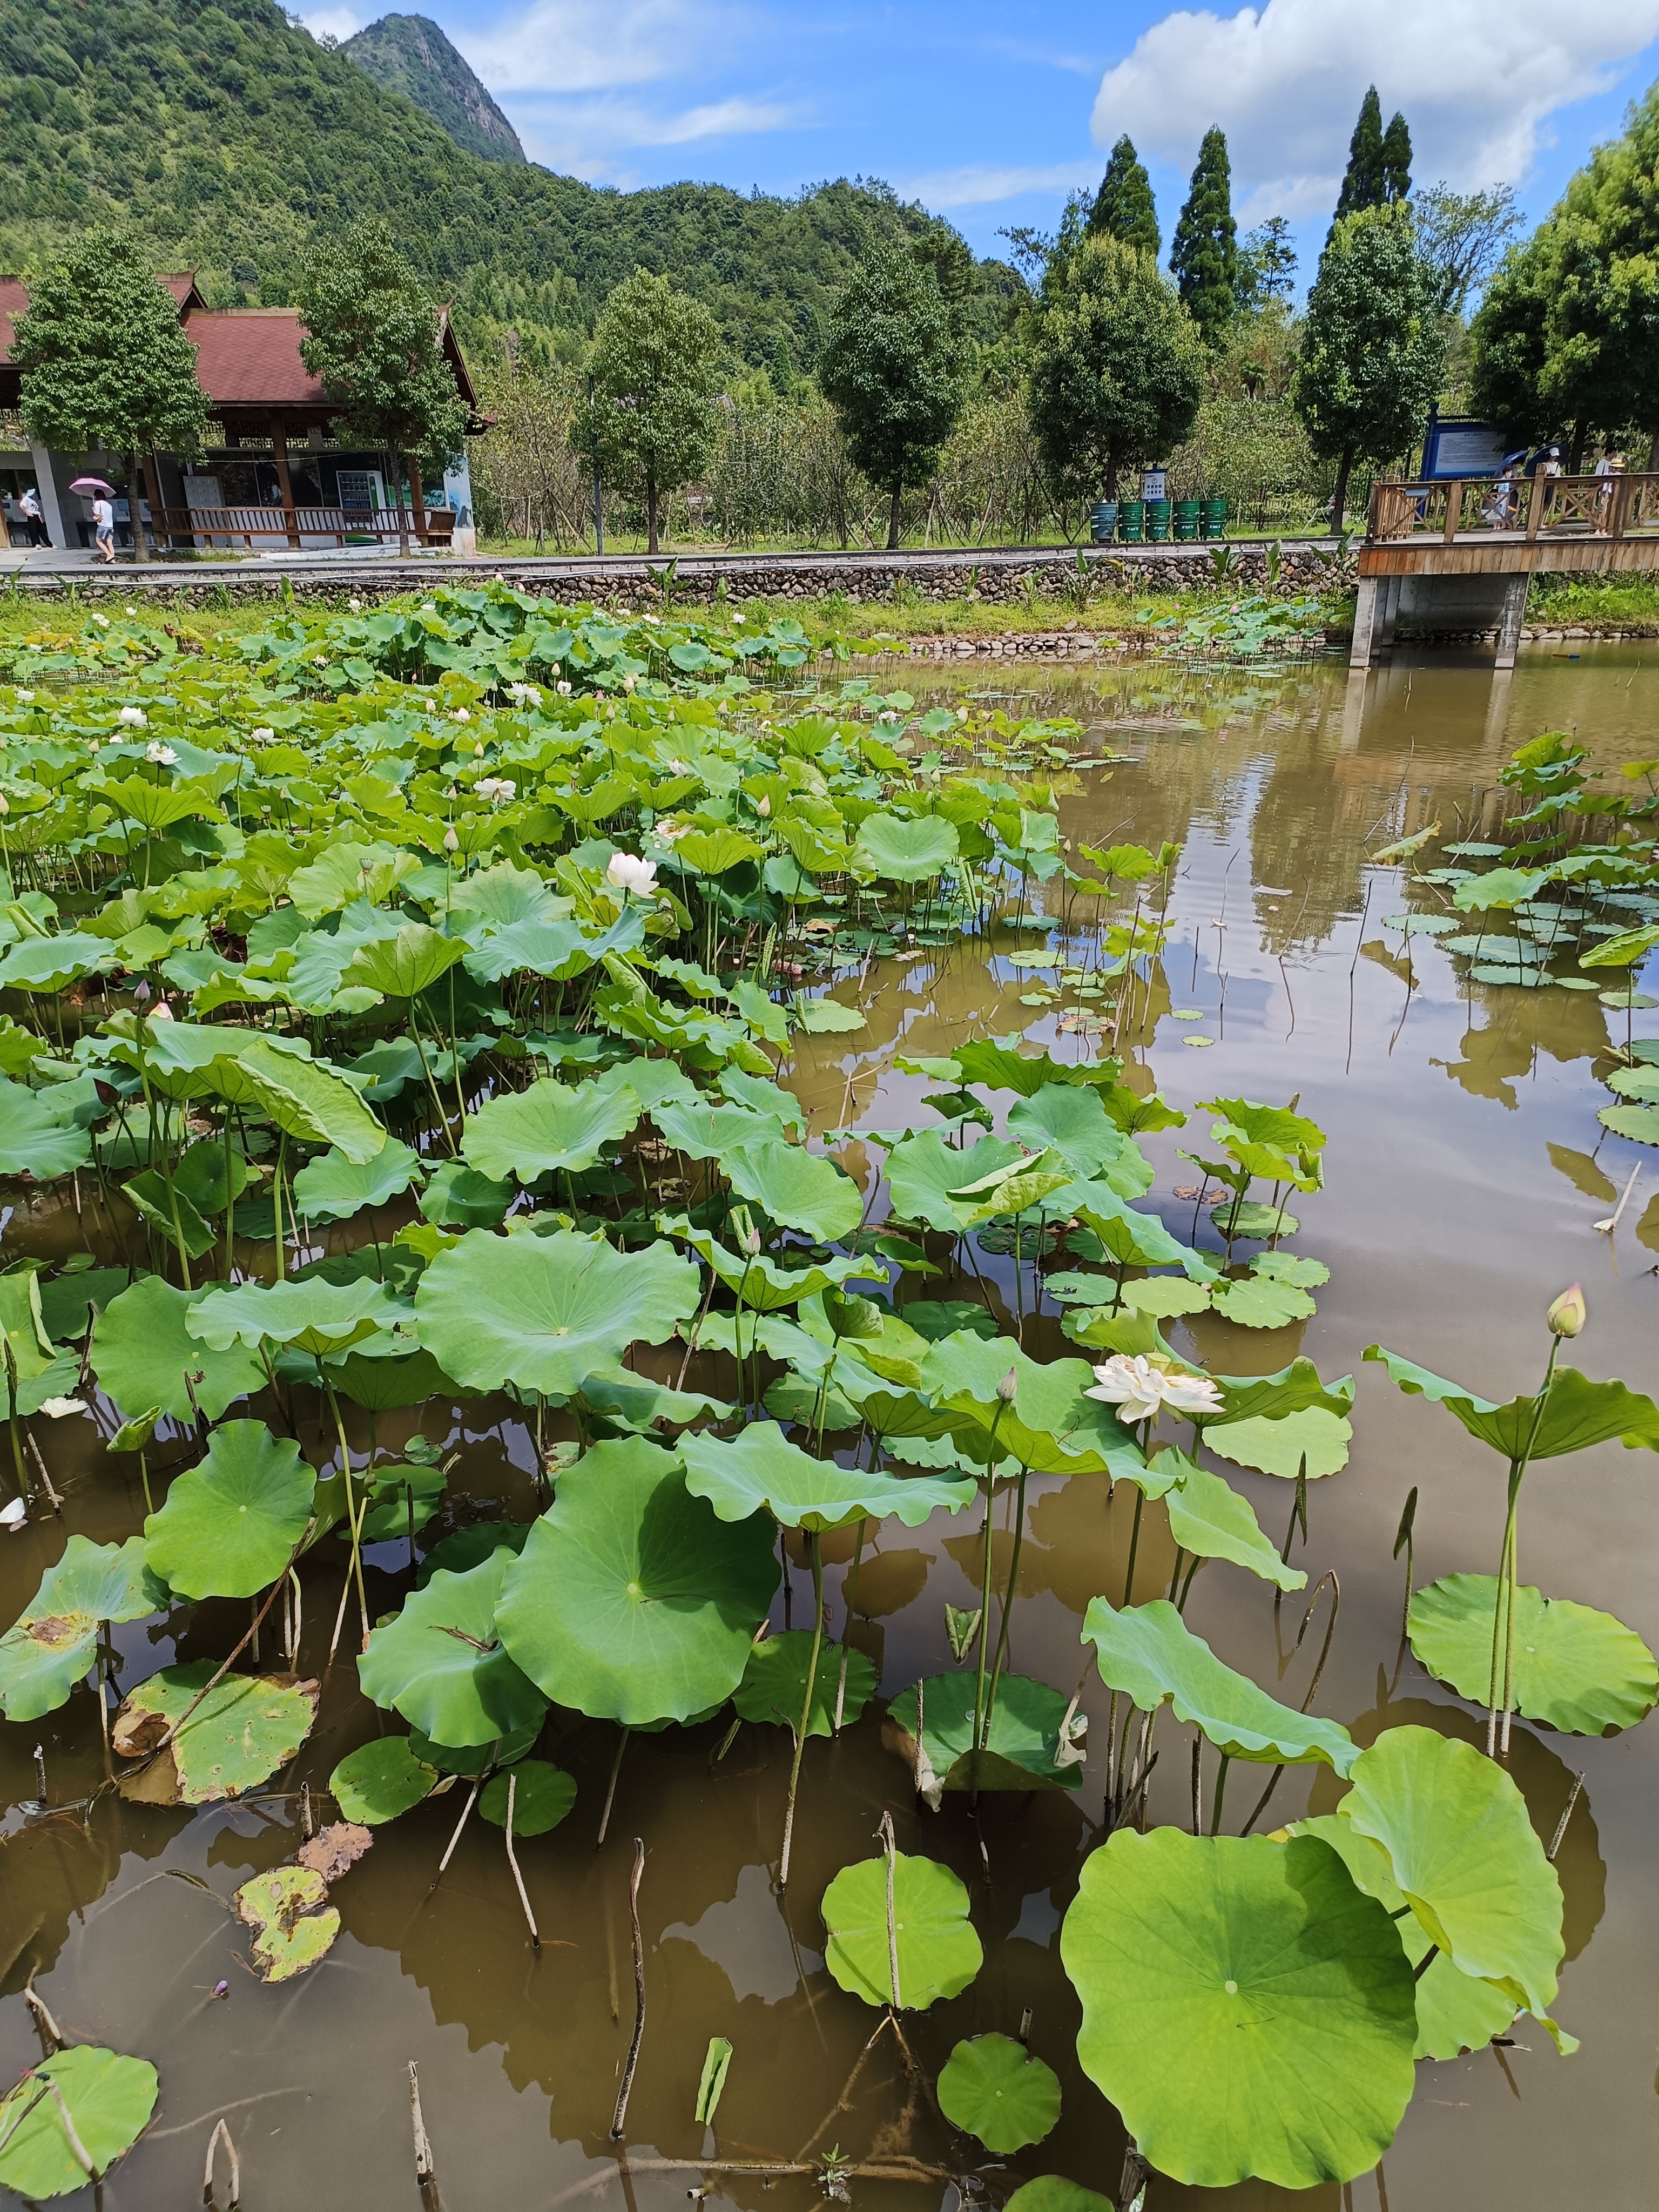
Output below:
[142,451,166,556]
[887,483,902,549]
[1648,426,1659,473]
[391,446,409,557]
[408,454,427,547]
[1567,418,1587,476]
[1330,447,1354,533]
[646,469,659,556]
[130,451,150,563]
[1104,449,1120,502]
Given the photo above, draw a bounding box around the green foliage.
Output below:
[143,1419,315,1600]
[358,1550,547,1746]
[0,2045,159,2197]
[340,12,526,165]
[821,1845,983,2008]
[113,1663,319,1804]
[817,248,965,542]
[574,269,725,552]
[1333,88,1411,225]
[936,2033,1061,2153]
[1088,136,1160,260]
[1170,129,1238,348]
[0,1536,165,1723]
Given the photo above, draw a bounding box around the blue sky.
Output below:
[304,0,1659,291]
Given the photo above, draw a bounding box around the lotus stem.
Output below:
[431,1771,484,1891]
[1488,1335,1561,1756]
[609,1837,648,2139]
[325,1380,370,1654]
[778,1528,824,1890]
[504,1770,539,1950]
[970,1400,1010,1756]
[982,1464,1029,1745]
[408,2062,436,2195]
[833,1516,866,1734]
[1122,1486,1144,1609]
[878,1809,902,2009]
[272,1133,286,1282]
[1208,1752,1231,1835]
[597,1726,630,1847]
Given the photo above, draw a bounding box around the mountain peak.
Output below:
[341,13,526,165]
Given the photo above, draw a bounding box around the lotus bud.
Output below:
[1547,1283,1586,1338]
[1,1496,26,1530]
[442,827,459,854]
[997,1367,1019,1405]
[741,1224,763,1258]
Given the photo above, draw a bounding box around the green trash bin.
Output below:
[1089,501,1118,543]
[1146,498,1172,542]
[1202,496,1228,538]
[1117,499,1145,543]
[1174,499,1202,541]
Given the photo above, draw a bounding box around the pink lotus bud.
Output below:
[1547,1284,1586,1338]
[997,1367,1019,1404]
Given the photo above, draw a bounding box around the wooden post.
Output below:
[1440,478,1462,544]
[408,455,428,547]
[272,421,301,550]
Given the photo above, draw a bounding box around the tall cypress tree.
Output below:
[1169,127,1238,347]
[1088,136,1161,259]
[1380,111,1413,203]
[1335,87,1386,220]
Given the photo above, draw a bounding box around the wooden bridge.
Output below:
[1354,471,1659,667]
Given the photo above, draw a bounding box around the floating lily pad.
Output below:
[359,1549,547,1748]
[478,1758,578,1834]
[113,1662,319,1804]
[886,1671,1086,1804]
[821,1847,983,2009]
[0,2045,159,2197]
[1407,1574,1658,1735]
[1210,1272,1316,1329]
[329,1735,440,1824]
[1598,1102,1659,1144]
[143,1419,315,1600]
[1061,1830,1416,2189]
[0,1535,166,1723]
[234,1864,341,1982]
[732,1630,878,1737]
[1001,2181,1111,2212]
[91,1275,266,1422]
[938,2032,1061,2152]
[1209,1201,1298,1240]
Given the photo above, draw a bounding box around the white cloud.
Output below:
[513,90,800,175]
[903,160,1094,210]
[301,5,361,40]
[1091,0,1659,211]
[456,0,738,95]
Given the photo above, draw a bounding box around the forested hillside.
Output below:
[340,12,525,165]
[0,0,1021,365]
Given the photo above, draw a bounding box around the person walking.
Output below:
[91,490,116,563]
[17,485,49,548]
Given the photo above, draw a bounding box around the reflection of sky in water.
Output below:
[1010,1889,1061,1950]
[662,1861,820,2004]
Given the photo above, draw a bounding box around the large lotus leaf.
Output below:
[937,2033,1061,2153]
[652,1095,787,1161]
[359,1550,547,1748]
[288,839,419,918]
[886,1131,1028,1232]
[723,1137,863,1240]
[1340,1725,1564,2020]
[658,1216,878,1311]
[572,1365,732,1434]
[497,1437,778,1723]
[887,1670,1087,1803]
[0,2045,159,2197]
[921,1334,1147,1478]
[680,1421,975,1531]
[91,1277,267,1422]
[464,909,645,985]
[234,1864,341,1982]
[732,1630,878,1737]
[418,1158,512,1228]
[415,1229,700,1395]
[1204,1407,1352,1480]
[1073,1193,1216,1279]
[1001,2182,1112,2212]
[853,810,960,882]
[292,1137,421,1223]
[187,1276,402,1358]
[329,1735,440,1824]
[1008,1087,1153,1198]
[0,932,115,993]
[1407,1573,1658,1734]
[1061,1830,1416,2189]
[1210,1273,1317,1329]
[106,1020,307,1102]
[0,1079,92,1178]
[1081,1598,1357,1772]
[330,1345,467,1411]
[461,1074,642,1183]
[1291,1814,1518,2061]
[1212,1358,1355,1425]
[224,1037,387,1163]
[339,921,467,999]
[112,1662,319,1804]
[121,1168,217,1258]
[143,1420,315,1600]
[37,1266,130,1346]
[0,1536,167,1723]
[821,1847,983,2008]
[1364,1345,1659,1459]
[1157,1452,1306,1590]
[478,1759,578,1835]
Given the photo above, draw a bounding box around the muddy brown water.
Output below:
[3,646,1657,2211]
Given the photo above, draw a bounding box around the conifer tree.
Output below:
[1334,87,1386,220]
[1088,137,1161,260]
[1170,127,1238,347]
[1380,112,1413,203]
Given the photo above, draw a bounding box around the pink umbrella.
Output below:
[68,476,114,494]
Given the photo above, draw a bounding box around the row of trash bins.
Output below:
[1089,496,1228,543]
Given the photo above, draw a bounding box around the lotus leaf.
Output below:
[922,1335,1147,1478]
[340,921,467,999]
[234,1864,341,1982]
[1204,1407,1352,1479]
[1008,1087,1153,1197]
[1118,1277,1212,1319]
[723,1137,863,1240]
[478,1758,578,1833]
[408,1717,542,1774]
[1209,1199,1299,1240]
[1081,1599,1357,1771]
[0,1079,92,1178]
[358,1550,547,1747]
[0,1269,53,1391]
[292,1138,421,1223]
[853,811,960,881]
[1364,1346,1659,1458]
[112,1663,319,1804]
[1061,1830,1416,2188]
[887,1131,1028,1231]
[732,1630,878,1737]
[887,1670,1087,1802]
[680,1421,975,1530]
[574,1365,732,1432]
[1001,2182,1112,2212]
[1407,1574,1658,1734]
[331,1344,467,1412]
[329,1735,440,1824]
[462,1075,642,1183]
[0,1536,167,1723]
[91,1277,267,1421]
[417,1521,530,1584]
[659,1217,878,1311]
[225,1037,387,1163]
[464,910,645,984]
[0,932,115,993]
[1209,1272,1317,1329]
[0,2045,159,2197]
[496,1437,779,1723]
[187,1276,401,1357]
[1599,1102,1659,1143]
[1157,1452,1307,1590]
[37,1266,130,1345]
[1340,1725,1565,2022]
[143,1420,315,1600]
[652,1095,787,1161]
[121,1169,217,1257]
[795,995,866,1033]
[1213,1357,1355,1425]
[415,1229,700,1395]
[821,1847,983,2008]
[937,2033,1061,2153]
[418,1159,512,1227]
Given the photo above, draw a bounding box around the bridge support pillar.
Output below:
[1349,576,1381,669]
[1493,575,1529,670]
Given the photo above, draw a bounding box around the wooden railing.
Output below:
[1368,473,1659,544]
[156,505,457,550]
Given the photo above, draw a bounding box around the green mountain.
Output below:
[340,14,525,166]
[0,0,1022,368]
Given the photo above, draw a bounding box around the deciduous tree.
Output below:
[817,248,965,548]
[571,268,724,555]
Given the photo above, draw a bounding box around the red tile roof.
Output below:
[0,273,201,367]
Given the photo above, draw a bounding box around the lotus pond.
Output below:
[0,596,1655,2210]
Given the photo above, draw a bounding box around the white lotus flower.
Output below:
[349,598,362,611]
[145,741,178,765]
[505,682,542,706]
[755,795,771,817]
[250,726,274,742]
[92,612,110,628]
[656,820,689,842]
[15,690,33,702]
[1,1496,24,1530]
[442,827,459,854]
[643,612,660,625]
[556,680,572,695]
[607,852,658,898]
[622,673,636,691]
[39,1397,85,1419]
[452,707,471,722]
[475,777,516,805]
[117,706,147,727]
[1085,1354,1222,1426]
